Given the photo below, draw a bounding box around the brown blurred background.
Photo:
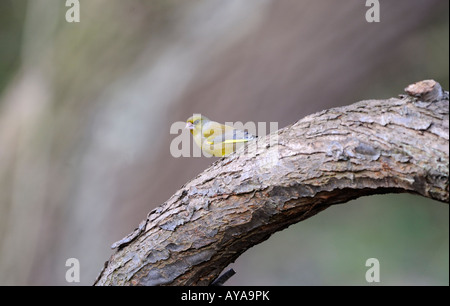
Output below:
[0,0,448,285]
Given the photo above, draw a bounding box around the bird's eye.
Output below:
[194,119,200,125]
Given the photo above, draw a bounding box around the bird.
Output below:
[185,114,256,157]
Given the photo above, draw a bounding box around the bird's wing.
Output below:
[205,127,255,145]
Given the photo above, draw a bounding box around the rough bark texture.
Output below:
[94,80,449,286]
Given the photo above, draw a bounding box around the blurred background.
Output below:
[0,0,448,286]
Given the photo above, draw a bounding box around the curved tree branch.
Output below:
[94,80,449,286]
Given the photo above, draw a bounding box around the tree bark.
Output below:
[94,80,449,286]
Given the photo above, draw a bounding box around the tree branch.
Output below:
[94,80,449,286]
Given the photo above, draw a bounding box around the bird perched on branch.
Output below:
[186,114,256,157]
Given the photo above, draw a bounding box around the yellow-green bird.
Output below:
[186,114,256,157]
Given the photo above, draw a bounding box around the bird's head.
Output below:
[186,114,209,134]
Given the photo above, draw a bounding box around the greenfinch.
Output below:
[186,114,256,157]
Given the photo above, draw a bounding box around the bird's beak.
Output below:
[185,122,194,130]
